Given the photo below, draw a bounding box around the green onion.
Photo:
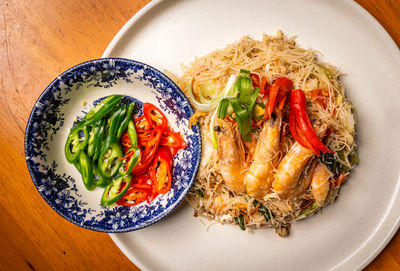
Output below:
[199,80,217,100]
[218,97,252,142]
[229,98,252,141]
[351,153,359,165]
[234,214,246,231]
[299,201,319,216]
[236,69,253,105]
[318,65,335,79]
[187,75,237,112]
[248,87,260,114]
[206,75,239,149]
[217,98,230,119]
[337,149,346,161]
[216,70,258,142]
[209,109,219,149]
[252,200,272,222]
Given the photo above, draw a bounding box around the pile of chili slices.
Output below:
[64,95,185,207]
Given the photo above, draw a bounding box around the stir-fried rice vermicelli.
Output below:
[168,31,358,236]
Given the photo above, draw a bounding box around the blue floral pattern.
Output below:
[25,58,201,232]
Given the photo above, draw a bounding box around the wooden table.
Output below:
[0,0,399,270]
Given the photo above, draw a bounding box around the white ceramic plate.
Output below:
[103,0,400,270]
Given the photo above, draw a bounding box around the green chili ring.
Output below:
[127,119,138,148]
[117,102,135,139]
[101,174,132,207]
[98,140,123,178]
[83,95,123,126]
[93,162,111,188]
[65,125,89,163]
[77,151,95,191]
[118,147,141,176]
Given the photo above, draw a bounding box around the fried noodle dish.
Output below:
[168,31,358,237]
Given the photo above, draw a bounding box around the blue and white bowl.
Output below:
[24,58,201,232]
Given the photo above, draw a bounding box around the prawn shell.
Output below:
[272,142,314,199]
[311,162,332,204]
[245,115,281,199]
[216,119,246,193]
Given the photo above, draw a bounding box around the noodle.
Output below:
[173,31,357,236]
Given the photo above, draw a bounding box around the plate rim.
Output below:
[102,0,400,270]
[24,57,202,233]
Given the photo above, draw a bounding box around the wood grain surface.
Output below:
[0,0,398,270]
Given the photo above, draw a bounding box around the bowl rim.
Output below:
[24,57,202,232]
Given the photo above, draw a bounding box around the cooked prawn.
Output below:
[294,159,318,198]
[272,142,314,199]
[244,114,282,199]
[216,119,246,193]
[311,162,332,204]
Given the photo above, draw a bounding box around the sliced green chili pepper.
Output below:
[108,105,125,137]
[127,119,138,148]
[117,102,135,139]
[118,147,141,175]
[77,151,95,191]
[116,104,127,131]
[234,214,246,231]
[101,174,132,207]
[83,95,123,126]
[92,119,106,161]
[65,125,89,163]
[98,138,123,178]
[98,107,126,178]
[87,120,102,158]
[93,161,111,187]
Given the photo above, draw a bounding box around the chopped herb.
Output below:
[253,200,273,221]
[196,189,204,198]
[234,214,246,231]
[318,65,334,79]
[337,149,346,161]
[244,194,251,201]
[299,201,319,216]
[351,152,359,165]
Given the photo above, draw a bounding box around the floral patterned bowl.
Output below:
[24,58,201,232]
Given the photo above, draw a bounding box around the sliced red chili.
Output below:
[160,130,185,149]
[306,89,329,109]
[116,187,149,206]
[250,73,260,88]
[289,89,334,156]
[131,174,151,185]
[264,77,293,119]
[131,127,163,175]
[147,186,159,203]
[150,148,172,194]
[289,111,317,153]
[134,115,151,132]
[259,76,268,95]
[142,127,163,161]
[143,103,169,131]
